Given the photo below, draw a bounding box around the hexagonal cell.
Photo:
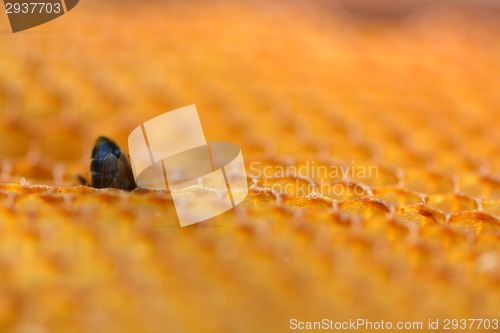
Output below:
[348,164,400,188]
[383,144,430,169]
[260,177,315,197]
[404,169,455,195]
[332,142,374,162]
[293,160,345,185]
[459,174,500,199]
[319,181,371,201]
[281,196,333,210]
[338,198,391,220]
[426,193,478,214]
[373,187,423,207]
[419,224,469,247]
[395,204,446,226]
[432,151,484,174]
[449,212,500,235]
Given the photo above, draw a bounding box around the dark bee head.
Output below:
[90,136,137,191]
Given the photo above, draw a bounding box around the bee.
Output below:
[80,136,137,191]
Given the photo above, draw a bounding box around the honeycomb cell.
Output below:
[293,160,345,185]
[460,174,500,199]
[318,181,371,201]
[348,164,400,188]
[449,212,500,234]
[281,195,333,209]
[338,198,391,220]
[373,187,423,207]
[404,170,455,194]
[332,142,374,162]
[260,177,315,197]
[426,193,478,214]
[396,204,446,226]
[432,151,484,174]
[383,144,430,169]
[245,188,278,208]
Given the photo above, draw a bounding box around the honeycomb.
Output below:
[0,1,499,332]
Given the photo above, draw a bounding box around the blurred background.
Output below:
[0,0,499,332]
[0,0,499,185]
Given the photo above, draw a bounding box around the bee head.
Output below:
[90,136,137,191]
[92,136,123,160]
